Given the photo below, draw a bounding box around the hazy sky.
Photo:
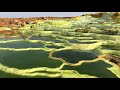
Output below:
[0,12,96,18]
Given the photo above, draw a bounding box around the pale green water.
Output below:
[0,50,62,69]
[0,41,45,48]
[53,49,98,63]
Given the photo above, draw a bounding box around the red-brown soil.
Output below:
[0,30,16,36]
[0,17,73,26]
[99,54,120,67]
[0,17,73,36]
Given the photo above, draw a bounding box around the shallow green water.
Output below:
[67,39,97,44]
[0,30,120,78]
[46,45,64,49]
[0,50,62,69]
[52,49,98,63]
[0,37,23,41]
[62,60,118,78]
[0,41,45,48]
[29,37,62,43]
[101,44,120,51]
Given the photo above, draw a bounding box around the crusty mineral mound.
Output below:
[99,54,120,66]
[112,12,120,19]
[90,12,103,18]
